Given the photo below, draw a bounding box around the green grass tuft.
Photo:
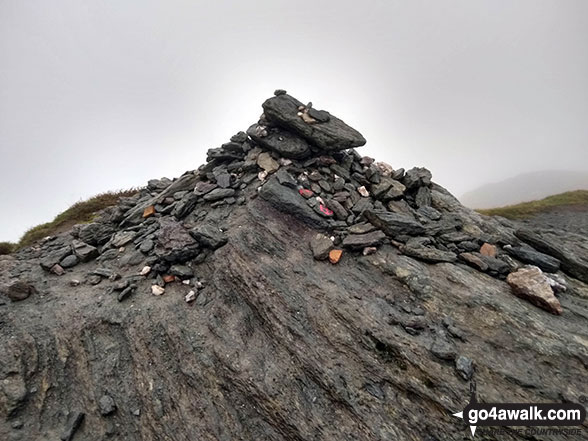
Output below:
[15,189,139,250]
[476,190,588,219]
[0,242,16,256]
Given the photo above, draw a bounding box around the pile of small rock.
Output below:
[6,90,585,316]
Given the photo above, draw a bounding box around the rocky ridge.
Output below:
[1,91,587,440]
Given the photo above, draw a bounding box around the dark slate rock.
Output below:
[332,191,350,203]
[231,131,248,143]
[430,336,457,361]
[386,199,417,216]
[348,222,376,234]
[332,176,345,191]
[351,198,373,215]
[121,173,198,227]
[206,147,243,162]
[370,178,394,198]
[71,240,99,262]
[457,241,480,252]
[402,245,457,263]
[392,168,405,180]
[329,164,350,181]
[154,219,200,264]
[112,280,129,291]
[307,107,330,123]
[1,281,37,302]
[190,224,228,249]
[118,284,137,302]
[310,234,334,260]
[439,232,475,244]
[459,252,510,276]
[147,178,172,191]
[365,210,425,237]
[275,168,298,188]
[171,193,199,219]
[193,181,218,196]
[90,268,118,279]
[455,356,474,380]
[139,239,155,254]
[423,215,464,236]
[403,167,432,190]
[119,250,144,267]
[173,191,188,200]
[382,180,406,200]
[60,411,84,441]
[262,94,366,151]
[60,254,79,269]
[78,222,117,246]
[110,231,137,248]
[415,186,432,207]
[417,206,442,221]
[308,170,323,182]
[99,395,117,416]
[259,177,328,229]
[40,246,72,271]
[170,264,195,278]
[221,141,245,154]
[98,248,119,262]
[459,252,488,272]
[247,124,311,159]
[516,229,588,282]
[325,199,348,221]
[365,165,381,183]
[215,171,232,188]
[342,230,386,249]
[351,172,369,186]
[318,180,332,193]
[203,188,235,202]
[504,245,561,273]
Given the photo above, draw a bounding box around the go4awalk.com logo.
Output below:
[452,383,586,437]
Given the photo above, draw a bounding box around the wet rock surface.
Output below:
[1,92,587,440]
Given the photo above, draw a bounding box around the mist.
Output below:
[1,0,587,241]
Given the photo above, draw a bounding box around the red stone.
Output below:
[319,204,333,216]
[162,275,176,284]
[329,249,343,264]
[299,188,314,199]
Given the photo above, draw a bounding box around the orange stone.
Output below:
[329,249,343,264]
[162,275,176,284]
[142,205,156,218]
[480,243,497,257]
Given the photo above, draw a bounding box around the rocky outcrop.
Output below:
[1,91,587,440]
[516,228,588,284]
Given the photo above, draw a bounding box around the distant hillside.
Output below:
[477,190,588,219]
[460,170,588,209]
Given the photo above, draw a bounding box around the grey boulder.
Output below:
[262,94,366,151]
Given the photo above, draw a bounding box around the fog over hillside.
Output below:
[460,170,588,209]
[1,1,588,242]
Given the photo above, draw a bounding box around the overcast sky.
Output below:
[1,0,587,241]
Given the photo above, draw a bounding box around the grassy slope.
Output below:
[0,189,139,254]
[477,190,588,219]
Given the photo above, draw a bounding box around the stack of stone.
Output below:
[22,91,585,315]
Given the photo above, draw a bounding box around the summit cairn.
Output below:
[5,90,584,315]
